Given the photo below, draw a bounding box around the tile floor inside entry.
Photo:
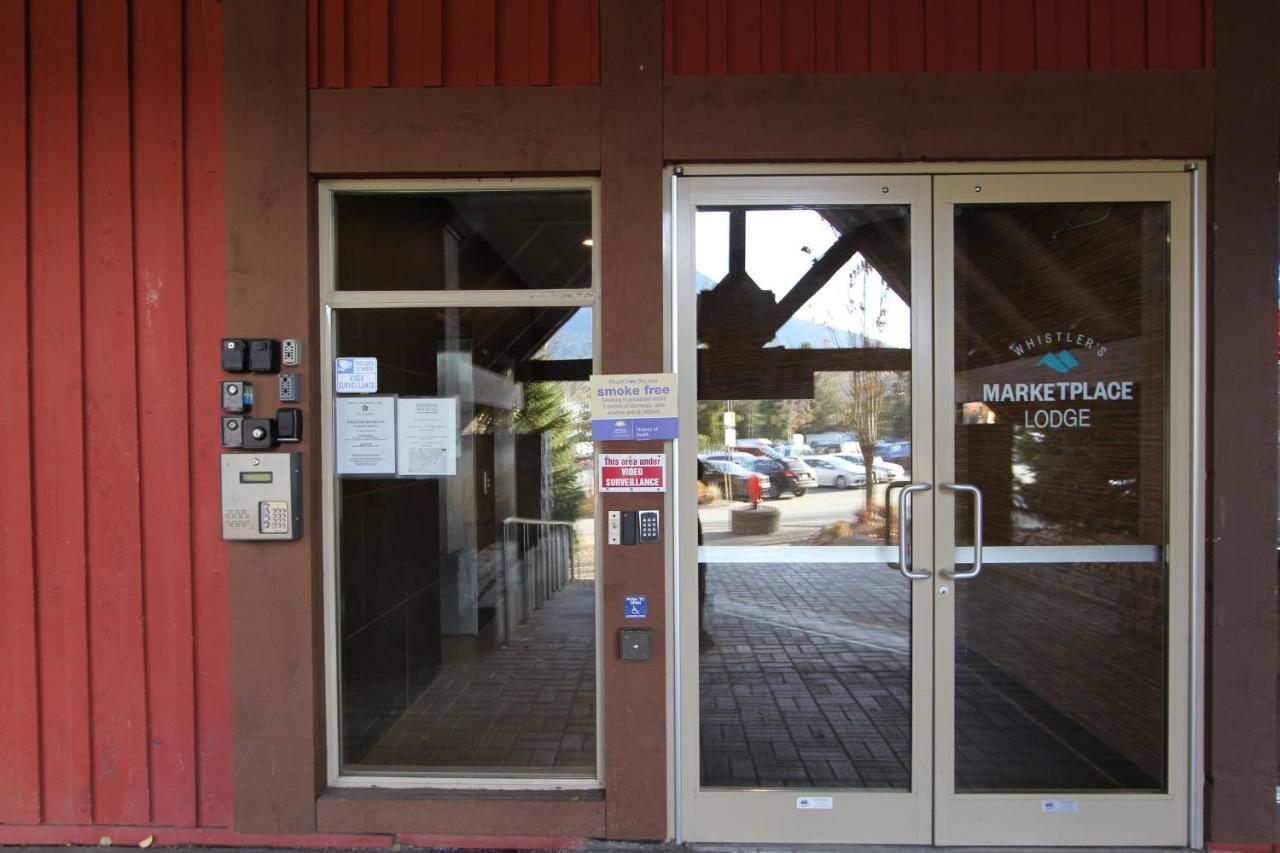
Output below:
[359,577,597,773]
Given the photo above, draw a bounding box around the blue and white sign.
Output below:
[623,595,648,619]
[335,357,378,394]
[589,373,678,441]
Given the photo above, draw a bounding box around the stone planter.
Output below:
[729,505,780,536]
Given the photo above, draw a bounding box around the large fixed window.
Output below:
[320,180,600,785]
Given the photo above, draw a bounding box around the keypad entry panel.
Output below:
[221,452,303,540]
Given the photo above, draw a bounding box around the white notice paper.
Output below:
[396,397,458,477]
[335,396,396,475]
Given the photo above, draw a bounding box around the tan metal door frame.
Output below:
[671,165,1200,847]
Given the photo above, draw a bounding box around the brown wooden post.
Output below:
[1208,0,1280,844]
[599,0,668,840]
[224,0,321,833]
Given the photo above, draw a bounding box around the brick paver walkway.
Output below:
[699,562,1157,792]
[700,562,913,789]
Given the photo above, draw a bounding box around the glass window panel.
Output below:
[694,202,915,792]
[954,562,1166,793]
[334,190,593,291]
[695,205,913,543]
[699,561,912,790]
[951,201,1170,794]
[952,202,1168,548]
[334,306,595,777]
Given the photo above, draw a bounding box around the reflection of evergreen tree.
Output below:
[1013,420,1139,535]
[514,381,585,522]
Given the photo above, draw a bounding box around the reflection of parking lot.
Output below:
[699,483,892,547]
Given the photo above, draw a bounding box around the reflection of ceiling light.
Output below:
[581,237,594,247]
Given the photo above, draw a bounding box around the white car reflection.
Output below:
[801,455,867,489]
[834,451,905,483]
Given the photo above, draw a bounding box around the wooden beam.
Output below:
[224,0,319,833]
[664,70,1214,162]
[309,86,601,174]
[599,0,666,841]
[1206,0,1280,845]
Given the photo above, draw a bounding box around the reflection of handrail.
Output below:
[884,480,911,545]
[499,517,579,636]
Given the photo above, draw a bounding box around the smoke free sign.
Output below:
[589,373,678,441]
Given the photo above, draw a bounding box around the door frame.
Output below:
[667,162,1206,847]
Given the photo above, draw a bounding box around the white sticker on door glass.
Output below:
[796,796,833,810]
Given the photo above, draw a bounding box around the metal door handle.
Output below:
[896,482,933,580]
[940,482,983,579]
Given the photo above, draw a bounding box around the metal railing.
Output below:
[500,517,578,628]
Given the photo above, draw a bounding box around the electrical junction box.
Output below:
[241,417,275,449]
[222,380,252,413]
[221,338,248,373]
[221,452,302,540]
[619,628,651,661]
[248,338,280,373]
[221,416,244,448]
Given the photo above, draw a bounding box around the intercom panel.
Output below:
[221,452,302,540]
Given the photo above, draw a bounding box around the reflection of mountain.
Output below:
[536,307,592,360]
[770,317,872,349]
[695,271,879,350]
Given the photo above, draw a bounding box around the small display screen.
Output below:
[239,471,274,484]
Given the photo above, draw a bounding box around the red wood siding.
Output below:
[0,0,229,829]
[310,0,601,87]
[665,0,1214,74]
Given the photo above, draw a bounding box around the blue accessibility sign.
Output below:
[624,595,648,619]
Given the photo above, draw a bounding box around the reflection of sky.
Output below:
[534,306,592,360]
[696,209,911,349]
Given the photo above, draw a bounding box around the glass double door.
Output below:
[674,172,1193,846]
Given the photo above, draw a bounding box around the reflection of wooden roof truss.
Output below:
[697,202,1163,401]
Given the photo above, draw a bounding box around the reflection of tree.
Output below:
[514,381,585,521]
[822,256,904,514]
[1013,416,1140,536]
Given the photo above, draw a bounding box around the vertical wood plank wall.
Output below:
[663,0,1213,74]
[0,0,229,830]
[308,0,601,87]
[306,0,1213,91]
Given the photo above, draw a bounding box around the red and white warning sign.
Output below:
[598,452,666,493]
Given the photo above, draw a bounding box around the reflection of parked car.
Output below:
[699,458,771,501]
[833,451,905,483]
[744,457,809,499]
[703,451,758,467]
[802,455,867,489]
[730,446,817,495]
[875,439,912,464]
